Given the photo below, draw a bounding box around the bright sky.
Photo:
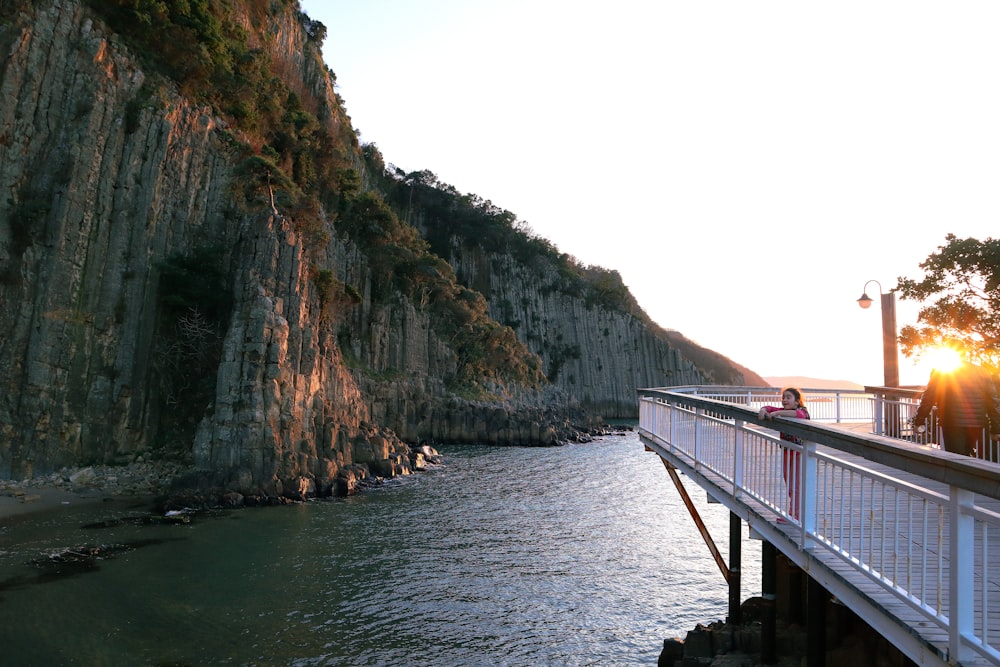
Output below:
[299,0,1000,387]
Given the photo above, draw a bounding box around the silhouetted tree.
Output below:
[896,234,1000,371]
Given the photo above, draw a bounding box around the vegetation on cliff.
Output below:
[365,156,765,387]
[77,0,545,396]
[84,0,351,225]
[153,246,233,446]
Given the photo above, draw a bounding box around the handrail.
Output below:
[656,385,1000,458]
[638,387,1000,666]
[637,388,1000,499]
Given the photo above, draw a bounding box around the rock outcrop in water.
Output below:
[661,585,914,666]
[661,605,913,667]
[0,0,761,495]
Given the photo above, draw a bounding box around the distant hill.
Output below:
[764,376,865,391]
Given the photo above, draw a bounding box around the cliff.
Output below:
[0,0,760,495]
[372,169,766,418]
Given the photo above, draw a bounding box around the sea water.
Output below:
[0,430,762,666]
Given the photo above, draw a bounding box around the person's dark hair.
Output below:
[781,387,805,407]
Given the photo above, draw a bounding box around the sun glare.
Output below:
[925,346,964,374]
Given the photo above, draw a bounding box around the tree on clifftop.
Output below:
[896,234,1000,371]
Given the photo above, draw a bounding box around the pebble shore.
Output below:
[0,461,188,517]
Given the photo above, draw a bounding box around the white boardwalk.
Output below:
[639,387,1000,667]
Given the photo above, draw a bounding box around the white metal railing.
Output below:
[639,387,1000,666]
[662,385,874,423]
[661,385,999,463]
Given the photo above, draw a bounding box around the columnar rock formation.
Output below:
[0,1,237,477]
[447,249,711,419]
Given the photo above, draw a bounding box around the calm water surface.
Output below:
[0,430,761,666]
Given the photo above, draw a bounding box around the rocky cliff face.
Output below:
[371,173,762,422]
[0,0,757,493]
[0,0,239,478]
[448,249,709,419]
[0,0,592,491]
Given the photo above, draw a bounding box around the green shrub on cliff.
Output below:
[153,245,233,446]
[333,188,545,392]
[88,0,235,94]
[86,0,352,209]
[310,267,361,323]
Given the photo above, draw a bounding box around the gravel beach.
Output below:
[0,461,187,519]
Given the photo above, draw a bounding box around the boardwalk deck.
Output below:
[640,406,1000,667]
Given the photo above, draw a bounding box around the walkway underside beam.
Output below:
[655,455,730,582]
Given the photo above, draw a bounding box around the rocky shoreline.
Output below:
[0,460,188,499]
[0,455,398,518]
[0,460,187,517]
[0,427,633,518]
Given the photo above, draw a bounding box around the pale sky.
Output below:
[299,0,1000,387]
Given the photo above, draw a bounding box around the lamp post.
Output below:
[858,280,901,437]
[857,280,900,388]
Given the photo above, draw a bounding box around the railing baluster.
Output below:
[803,440,817,544]
[937,507,951,614]
[860,474,868,566]
[920,499,927,606]
[950,488,975,662]
[891,487,898,584]
[905,494,913,597]
[733,419,744,500]
[981,521,988,646]
[840,467,848,558]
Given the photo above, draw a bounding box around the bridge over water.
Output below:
[638,386,1000,667]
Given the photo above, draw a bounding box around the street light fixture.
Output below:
[857,279,900,388]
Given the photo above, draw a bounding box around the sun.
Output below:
[924,346,964,374]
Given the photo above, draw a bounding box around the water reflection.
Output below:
[0,431,761,666]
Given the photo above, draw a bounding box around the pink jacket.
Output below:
[764,405,810,443]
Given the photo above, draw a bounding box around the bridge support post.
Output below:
[762,540,777,664]
[807,575,827,667]
[728,512,742,625]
